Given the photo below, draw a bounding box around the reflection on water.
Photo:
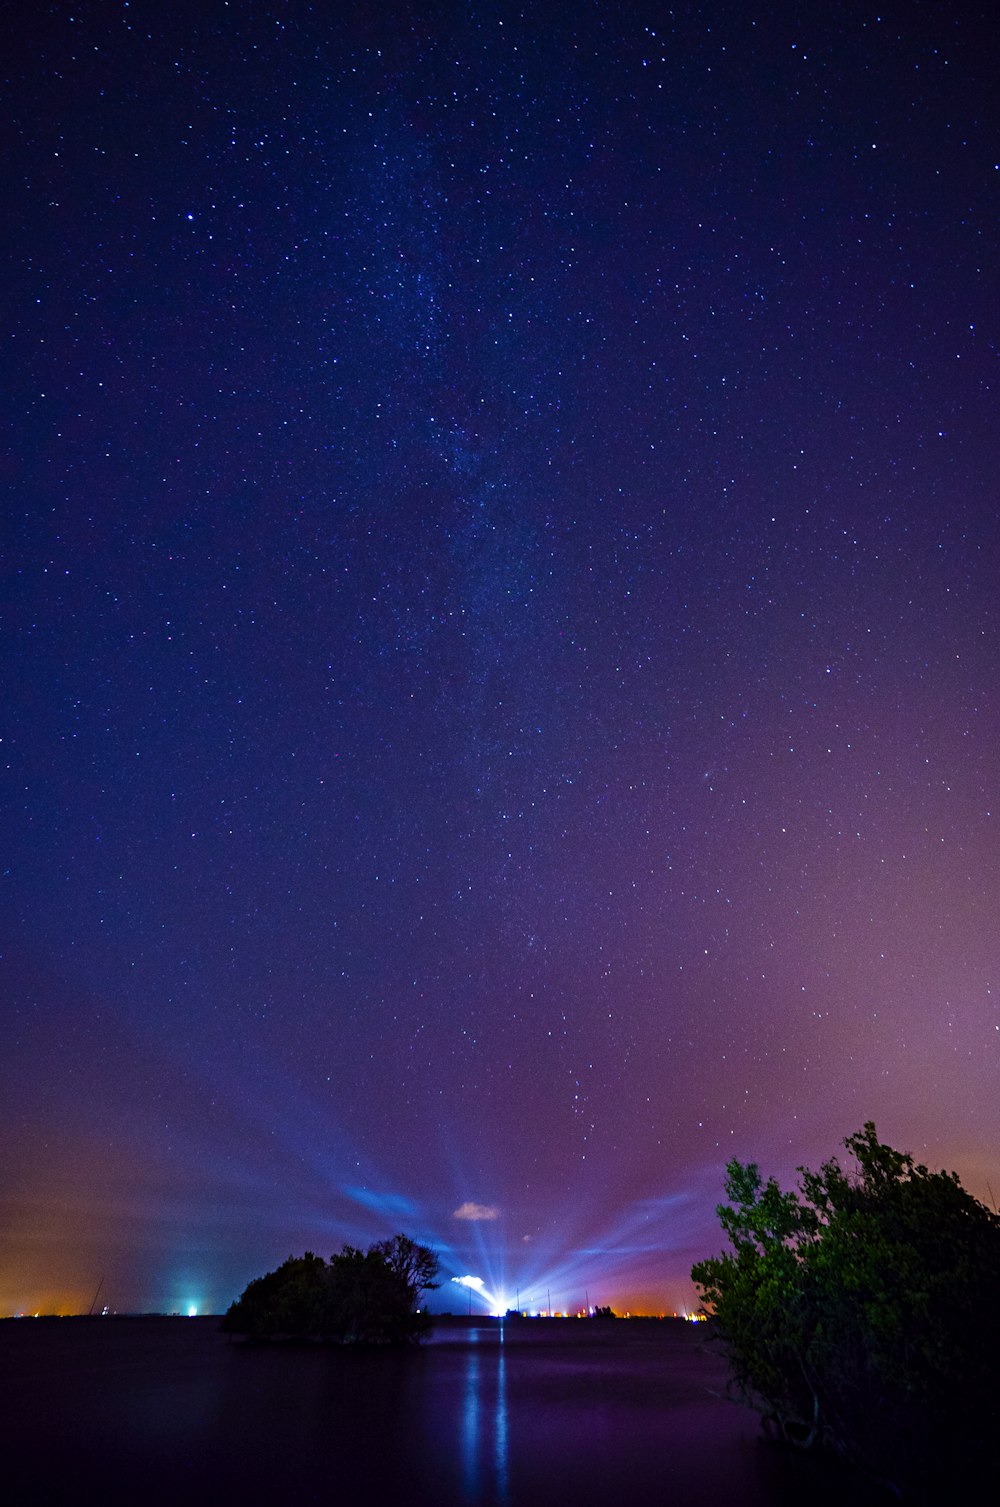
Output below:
[461,1323,509,1505]
[462,1327,480,1497]
[496,1328,508,1502]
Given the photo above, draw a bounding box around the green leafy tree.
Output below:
[222,1234,439,1345]
[692,1124,1000,1499]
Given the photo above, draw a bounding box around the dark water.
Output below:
[1,1317,883,1506]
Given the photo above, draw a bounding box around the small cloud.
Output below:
[521,1234,534,1243]
[453,1201,499,1222]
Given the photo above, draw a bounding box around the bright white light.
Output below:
[188,1306,197,1317]
[451,1275,487,1293]
[451,1274,508,1313]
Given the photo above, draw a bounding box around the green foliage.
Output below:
[692,1124,1000,1499]
[222,1233,440,1345]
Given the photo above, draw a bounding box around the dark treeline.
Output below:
[222,1234,439,1344]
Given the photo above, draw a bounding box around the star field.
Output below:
[3,0,999,1316]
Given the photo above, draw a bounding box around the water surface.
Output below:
[1,1316,882,1505]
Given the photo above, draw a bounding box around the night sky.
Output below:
[4,0,999,1318]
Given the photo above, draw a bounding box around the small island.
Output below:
[221,1233,439,1345]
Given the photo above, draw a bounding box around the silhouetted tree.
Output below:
[374,1233,440,1305]
[222,1234,439,1345]
[692,1123,1000,1500]
[219,1252,330,1339]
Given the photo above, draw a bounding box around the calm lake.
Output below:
[2,1316,883,1505]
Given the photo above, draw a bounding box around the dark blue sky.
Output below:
[4,0,999,1316]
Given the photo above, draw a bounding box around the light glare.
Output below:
[451,1275,487,1293]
